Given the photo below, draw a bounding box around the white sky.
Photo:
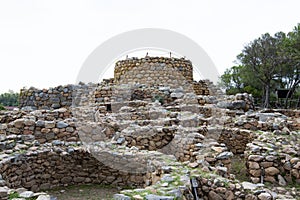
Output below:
[0,0,299,93]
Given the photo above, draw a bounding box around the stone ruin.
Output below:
[0,56,299,200]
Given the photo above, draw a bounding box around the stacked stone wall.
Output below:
[114,57,193,88]
[245,131,300,186]
[19,85,76,110]
[0,147,145,192]
[0,109,78,143]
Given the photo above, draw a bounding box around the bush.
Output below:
[0,103,5,111]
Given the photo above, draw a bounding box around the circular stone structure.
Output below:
[114,57,193,86]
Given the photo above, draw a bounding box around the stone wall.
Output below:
[217,128,257,154]
[192,175,275,200]
[217,93,255,112]
[19,82,109,110]
[266,109,300,118]
[20,82,211,111]
[245,131,300,186]
[0,147,145,192]
[193,80,210,95]
[114,57,193,89]
[19,85,76,110]
[0,108,79,143]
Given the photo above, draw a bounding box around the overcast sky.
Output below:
[0,0,299,93]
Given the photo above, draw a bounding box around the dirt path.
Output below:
[47,184,120,200]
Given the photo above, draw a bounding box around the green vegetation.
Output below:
[8,192,20,199]
[0,103,5,110]
[0,90,19,107]
[231,156,249,182]
[220,23,300,108]
[9,192,36,200]
[152,94,165,104]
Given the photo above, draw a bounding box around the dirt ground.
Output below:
[47,184,120,200]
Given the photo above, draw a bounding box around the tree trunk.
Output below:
[263,85,270,108]
[284,79,300,108]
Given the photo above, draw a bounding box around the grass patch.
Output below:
[231,155,249,182]
[9,192,20,199]
[9,192,36,200]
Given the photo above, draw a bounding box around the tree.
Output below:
[0,90,19,107]
[237,32,284,108]
[220,65,262,98]
[280,24,300,108]
[220,65,244,94]
[220,24,300,108]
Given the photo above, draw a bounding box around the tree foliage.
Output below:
[220,24,300,108]
[0,90,19,107]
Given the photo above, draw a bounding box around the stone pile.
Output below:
[268,109,300,118]
[263,109,300,130]
[196,95,218,105]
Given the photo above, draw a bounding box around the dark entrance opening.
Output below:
[106,104,112,112]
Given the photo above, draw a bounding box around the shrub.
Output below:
[0,103,5,110]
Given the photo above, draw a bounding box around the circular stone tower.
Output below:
[114,56,193,88]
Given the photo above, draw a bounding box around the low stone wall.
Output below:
[19,82,110,110]
[193,175,274,200]
[267,109,300,118]
[217,93,255,112]
[218,128,257,154]
[193,80,210,95]
[115,156,280,200]
[245,131,300,186]
[20,82,212,111]
[19,85,76,110]
[124,126,176,151]
[231,111,297,131]
[0,147,145,192]
[0,109,78,143]
[271,109,300,130]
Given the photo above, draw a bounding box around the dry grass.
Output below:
[47,184,120,200]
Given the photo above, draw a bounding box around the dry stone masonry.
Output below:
[0,56,299,200]
[114,57,193,85]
